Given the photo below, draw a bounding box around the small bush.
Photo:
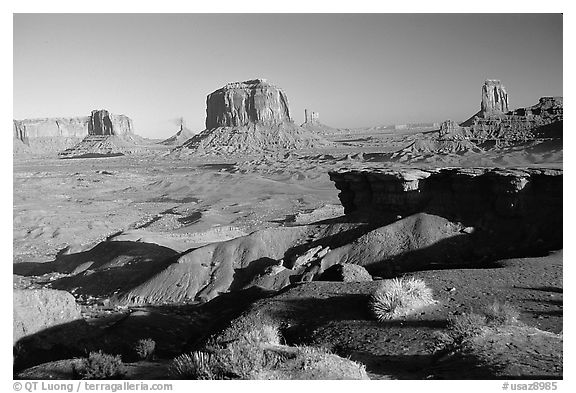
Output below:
[133,338,156,360]
[217,323,282,379]
[484,301,520,326]
[169,351,221,379]
[447,312,488,343]
[370,277,434,321]
[75,351,125,380]
[437,302,522,351]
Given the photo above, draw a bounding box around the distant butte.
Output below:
[175,79,330,155]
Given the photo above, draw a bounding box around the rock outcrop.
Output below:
[481,79,509,116]
[176,79,330,156]
[13,289,82,344]
[329,167,562,259]
[320,263,372,282]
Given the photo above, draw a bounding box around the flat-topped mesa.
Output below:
[205,79,292,129]
[481,79,509,116]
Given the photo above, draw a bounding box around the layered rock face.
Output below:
[177,79,330,155]
[205,79,291,129]
[481,79,509,116]
[329,167,562,255]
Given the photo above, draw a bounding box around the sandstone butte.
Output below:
[176,79,330,155]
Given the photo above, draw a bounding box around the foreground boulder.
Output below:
[13,289,82,344]
[320,263,372,282]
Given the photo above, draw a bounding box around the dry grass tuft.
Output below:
[484,301,520,326]
[169,351,221,379]
[370,277,434,321]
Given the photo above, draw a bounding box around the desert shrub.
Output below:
[370,277,434,321]
[133,338,156,360]
[446,312,488,344]
[253,345,368,380]
[436,302,522,351]
[484,301,520,326]
[217,323,282,379]
[169,351,221,379]
[74,351,125,380]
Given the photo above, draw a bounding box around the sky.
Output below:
[13,13,563,139]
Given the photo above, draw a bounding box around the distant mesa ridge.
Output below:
[14,110,133,142]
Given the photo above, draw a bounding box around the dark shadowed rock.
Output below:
[329,167,562,263]
[13,289,82,344]
[320,263,372,282]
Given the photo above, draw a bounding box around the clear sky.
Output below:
[13,13,562,138]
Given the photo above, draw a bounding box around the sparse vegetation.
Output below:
[133,338,156,360]
[436,301,523,350]
[168,320,367,380]
[169,351,221,379]
[370,277,434,321]
[74,351,125,380]
[484,301,520,326]
[217,322,282,379]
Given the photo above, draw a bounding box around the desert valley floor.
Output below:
[12,122,563,380]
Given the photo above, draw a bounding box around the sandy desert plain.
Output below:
[12,79,563,380]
